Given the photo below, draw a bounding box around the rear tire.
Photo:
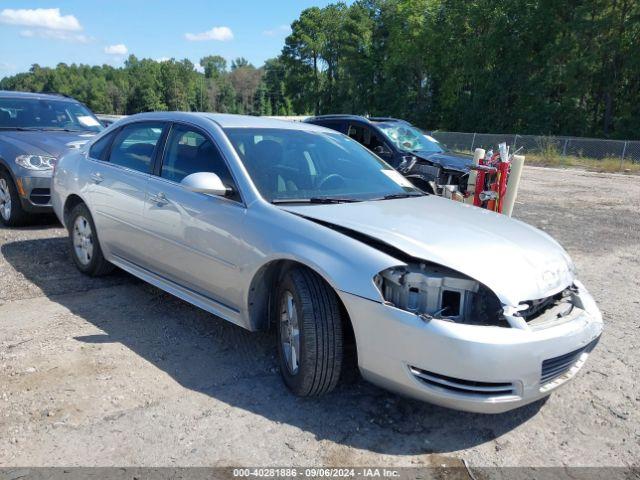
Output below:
[275,266,344,396]
[67,203,114,276]
[0,170,29,227]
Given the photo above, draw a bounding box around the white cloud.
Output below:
[0,8,81,31]
[156,57,171,63]
[184,26,233,42]
[263,24,291,37]
[20,29,91,43]
[104,44,128,55]
[195,63,205,73]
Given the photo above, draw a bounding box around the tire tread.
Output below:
[288,266,343,396]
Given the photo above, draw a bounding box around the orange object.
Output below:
[15,178,26,197]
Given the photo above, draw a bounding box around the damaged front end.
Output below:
[375,263,506,326]
[375,262,590,331]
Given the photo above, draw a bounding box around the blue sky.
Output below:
[0,1,343,79]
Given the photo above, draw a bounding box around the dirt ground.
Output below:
[0,166,638,468]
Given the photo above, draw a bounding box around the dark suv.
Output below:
[0,91,102,225]
[305,115,473,195]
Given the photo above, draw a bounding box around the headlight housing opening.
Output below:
[15,154,57,171]
[375,263,507,327]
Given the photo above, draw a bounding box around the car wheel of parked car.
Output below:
[68,203,114,276]
[275,266,344,396]
[0,171,28,227]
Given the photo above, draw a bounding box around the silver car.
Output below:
[52,112,603,413]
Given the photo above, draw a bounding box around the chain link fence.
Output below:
[429,131,640,167]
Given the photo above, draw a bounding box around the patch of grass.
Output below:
[454,140,640,174]
[525,153,640,174]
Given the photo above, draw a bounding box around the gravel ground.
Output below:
[0,166,638,468]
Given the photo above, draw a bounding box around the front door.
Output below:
[143,123,247,314]
[347,122,396,165]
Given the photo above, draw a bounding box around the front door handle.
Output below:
[149,191,169,206]
[90,173,103,184]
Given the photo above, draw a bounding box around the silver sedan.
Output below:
[51,112,603,413]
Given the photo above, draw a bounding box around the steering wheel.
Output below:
[317,173,347,190]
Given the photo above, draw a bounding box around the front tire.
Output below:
[275,266,344,396]
[67,203,114,276]
[0,171,29,227]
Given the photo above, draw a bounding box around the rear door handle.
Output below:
[149,191,169,206]
[90,173,103,184]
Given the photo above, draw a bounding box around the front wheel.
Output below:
[275,266,344,396]
[67,203,114,276]
[0,171,28,227]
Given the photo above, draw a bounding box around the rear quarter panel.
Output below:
[52,149,90,227]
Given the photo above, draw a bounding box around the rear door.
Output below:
[85,121,167,266]
[143,122,248,315]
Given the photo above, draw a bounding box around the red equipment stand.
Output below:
[472,152,511,214]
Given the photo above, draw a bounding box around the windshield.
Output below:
[224,128,422,202]
[377,123,444,153]
[0,97,103,133]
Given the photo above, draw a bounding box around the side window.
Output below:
[347,123,367,145]
[161,124,236,189]
[348,123,388,154]
[89,132,115,160]
[108,123,164,173]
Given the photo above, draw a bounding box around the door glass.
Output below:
[348,124,388,154]
[161,124,235,188]
[89,131,116,160]
[108,123,164,173]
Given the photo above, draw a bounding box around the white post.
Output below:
[621,141,628,170]
[502,155,525,217]
[465,148,485,204]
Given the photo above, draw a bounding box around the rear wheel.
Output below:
[275,266,344,396]
[0,171,28,227]
[67,203,114,276]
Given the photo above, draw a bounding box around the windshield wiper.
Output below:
[0,126,31,131]
[374,192,426,201]
[271,197,362,205]
[38,127,86,132]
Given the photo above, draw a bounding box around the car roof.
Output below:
[305,114,369,123]
[368,117,412,125]
[306,114,413,127]
[121,111,332,132]
[0,90,81,102]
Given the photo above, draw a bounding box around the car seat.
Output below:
[249,140,298,196]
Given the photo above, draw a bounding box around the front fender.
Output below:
[240,205,406,329]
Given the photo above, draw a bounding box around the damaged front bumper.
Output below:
[339,281,603,414]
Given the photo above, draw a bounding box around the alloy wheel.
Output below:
[0,178,12,221]
[73,215,94,265]
[280,290,301,374]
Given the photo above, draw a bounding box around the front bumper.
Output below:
[17,175,53,213]
[339,282,603,413]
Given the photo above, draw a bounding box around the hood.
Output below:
[281,196,575,306]
[414,150,474,172]
[0,130,97,158]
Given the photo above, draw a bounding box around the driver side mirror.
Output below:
[373,145,391,157]
[181,172,230,197]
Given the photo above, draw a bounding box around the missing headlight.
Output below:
[376,264,506,326]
